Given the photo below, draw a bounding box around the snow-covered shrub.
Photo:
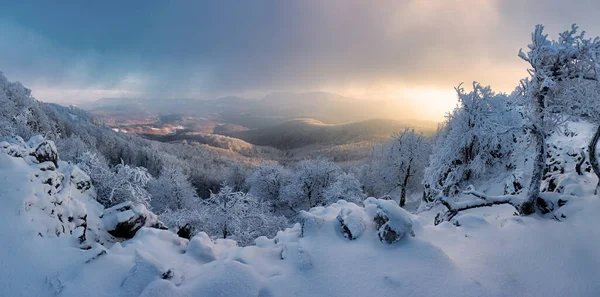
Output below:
[148,165,199,213]
[158,208,205,239]
[323,173,366,205]
[199,185,288,246]
[282,158,342,210]
[246,162,291,203]
[225,163,250,192]
[76,151,153,208]
[56,135,92,163]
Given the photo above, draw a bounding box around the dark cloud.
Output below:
[1,0,600,103]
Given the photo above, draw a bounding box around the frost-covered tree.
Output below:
[435,24,600,223]
[103,163,153,207]
[199,185,288,245]
[148,165,199,213]
[246,162,291,203]
[363,129,429,207]
[282,158,342,210]
[323,173,366,205]
[0,72,53,139]
[56,135,91,162]
[76,152,153,207]
[225,163,250,192]
[518,24,600,213]
[424,82,520,201]
[578,83,600,192]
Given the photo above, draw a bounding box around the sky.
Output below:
[1,0,600,121]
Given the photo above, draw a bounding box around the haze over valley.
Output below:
[83,91,437,166]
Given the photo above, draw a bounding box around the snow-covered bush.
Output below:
[199,185,288,246]
[76,152,153,208]
[56,135,92,163]
[159,208,205,239]
[323,173,366,205]
[148,165,199,213]
[282,158,342,210]
[160,184,289,245]
[246,162,291,203]
[225,163,250,192]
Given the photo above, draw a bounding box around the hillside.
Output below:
[224,118,436,150]
[142,131,283,159]
[2,126,600,297]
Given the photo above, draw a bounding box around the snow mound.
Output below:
[6,192,484,297]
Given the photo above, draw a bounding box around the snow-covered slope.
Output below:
[2,127,600,297]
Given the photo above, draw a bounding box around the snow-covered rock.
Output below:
[364,197,414,243]
[102,201,167,239]
[336,207,366,240]
[28,135,59,167]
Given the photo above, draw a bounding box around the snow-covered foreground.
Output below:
[1,135,600,297]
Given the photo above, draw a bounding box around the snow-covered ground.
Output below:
[1,130,600,297]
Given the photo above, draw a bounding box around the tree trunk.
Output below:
[399,164,411,208]
[521,130,545,215]
[589,124,600,194]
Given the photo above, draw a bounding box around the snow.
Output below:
[2,133,600,297]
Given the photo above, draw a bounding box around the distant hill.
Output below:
[83,91,437,129]
[141,131,283,159]
[222,118,436,150]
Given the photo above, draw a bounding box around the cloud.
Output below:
[1,0,600,108]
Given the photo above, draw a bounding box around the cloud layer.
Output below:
[1,0,600,117]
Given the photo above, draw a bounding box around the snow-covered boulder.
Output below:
[27,135,59,167]
[0,135,29,157]
[364,197,414,244]
[336,207,366,240]
[102,202,168,239]
[187,232,219,263]
[0,136,110,248]
[299,210,325,237]
[70,166,92,192]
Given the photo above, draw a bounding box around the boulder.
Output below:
[102,202,167,239]
[364,198,414,244]
[336,208,366,240]
[28,136,59,167]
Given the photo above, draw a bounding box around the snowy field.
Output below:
[1,131,599,297]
